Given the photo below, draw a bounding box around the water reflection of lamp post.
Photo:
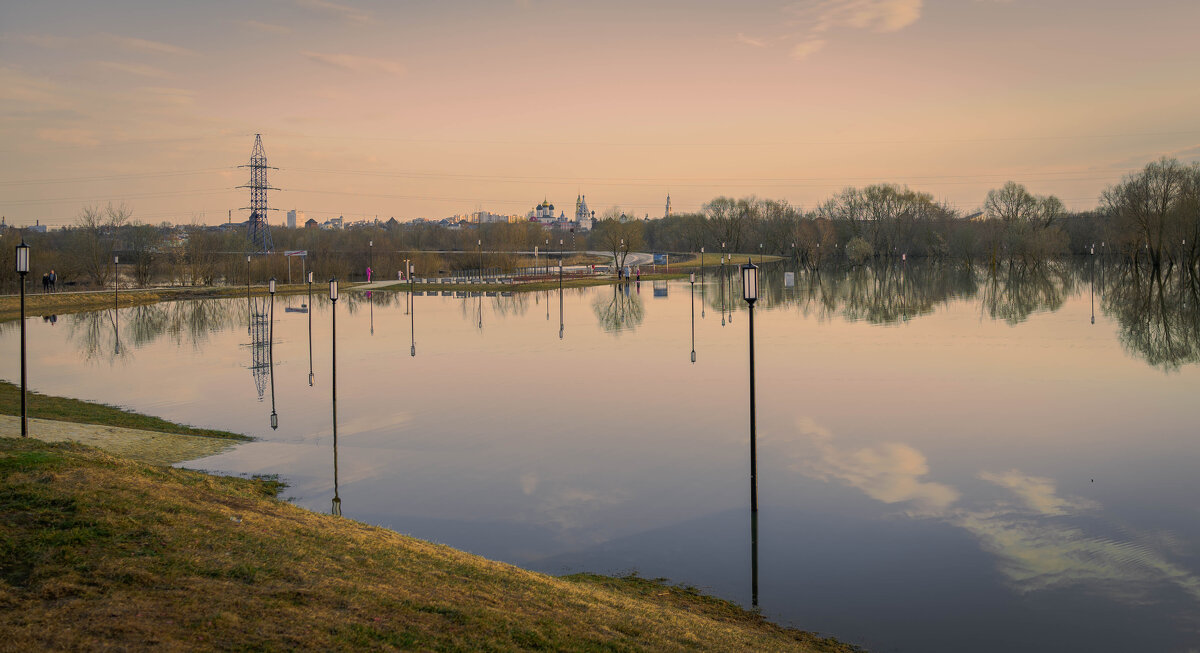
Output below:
[558,285,564,340]
[16,240,30,437]
[742,259,759,513]
[720,255,726,327]
[690,272,696,363]
[1090,244,1095,325]
[409,264,416,357]
[268,278,277,429]
[329,278,341,515]
[307,271,314,386]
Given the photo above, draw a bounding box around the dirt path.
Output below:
[0,415,239,466]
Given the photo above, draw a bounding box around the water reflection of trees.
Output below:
[66,299,248,361]
[1103,266,1200,371]
[592,283,644,333]
[979,263,1073,325]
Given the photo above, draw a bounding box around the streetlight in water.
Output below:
[268,278,277,429]
[15,240,30,437]
[742,259,759,513]
[329,278,340,515]
[690,272,696,363]
[307,271,314,386]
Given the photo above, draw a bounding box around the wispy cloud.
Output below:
[978,470,1096,516]
[236,20,293,35]
[6,33,74,49]
[93,60,169,78]
[302,51,405,76]
[736,32,767,48]
[35,128,99,146]
[103,33,196,56]
[753,0,926,60]
[294,0,372,23]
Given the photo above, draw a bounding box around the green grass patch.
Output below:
[0,438,863,652]
[0,381,249,441]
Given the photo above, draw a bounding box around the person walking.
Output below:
[366,266,372,283]
[49,269,57,292]
[42,273,49,293]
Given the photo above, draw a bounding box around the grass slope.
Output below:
[0,381,248,441]
[0,438,860,652]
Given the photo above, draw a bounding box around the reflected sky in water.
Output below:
[3,261,1198,652]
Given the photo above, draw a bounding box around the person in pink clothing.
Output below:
[366,267,372,282]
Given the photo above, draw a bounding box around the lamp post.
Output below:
[268,278,277,428]
[307,271,314,386]
[742,259,759,513]
[16,240,30,437]
[759,243,763,266]
[113,255,119,310]
[368,239,373,280]
[478,239,483,282]
[559,239,564,288]
[700,246,705,279]
[329,278,340,515]
[690,272,696,363]
[409,264,416,357]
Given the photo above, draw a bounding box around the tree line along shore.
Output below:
[2,156,1196,295]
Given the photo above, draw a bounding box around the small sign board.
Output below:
[284,250,307,257]
[653,253,668,264]
[784,272,795,287]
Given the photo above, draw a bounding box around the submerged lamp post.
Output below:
[307,271,314,386]
[329,278,340,514]
[16,240,30,437]
[690,272,696,363]
[269,278,277,428]
[742,259,759,513]
[368,239,373,277]
[409,264,416,357]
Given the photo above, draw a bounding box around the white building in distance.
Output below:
[286,209,305,229]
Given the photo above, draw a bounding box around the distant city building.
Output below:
[304,218,319,229]
[286,209,304,229]
[664,194,671,219]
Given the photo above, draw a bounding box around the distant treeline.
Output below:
[3,157,1197,293]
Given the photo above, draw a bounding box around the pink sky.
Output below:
[2,0,1198,227]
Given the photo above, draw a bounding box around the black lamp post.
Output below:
[409,264,416,357]
[559,239,564,288]
[478,239,483,282]
[368,239,373,279]
[16,240,30,437]
[307,271,314,386]
[700,246,705,279]
[742,259,759,513]
[268,278,277,429]
[113,255,119,310]
[329,278,341,515]
[690,272,696,363]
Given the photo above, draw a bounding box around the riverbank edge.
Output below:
[0,436,862,651]
[0,380,249,442]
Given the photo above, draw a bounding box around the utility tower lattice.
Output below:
[239,134,277,254]
[247,296,271,400]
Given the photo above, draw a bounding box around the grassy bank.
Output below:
[0,437,860,651]
[0,282,359,323]
[0,381,248,441]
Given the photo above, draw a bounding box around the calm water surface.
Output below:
[4,261,1199,652]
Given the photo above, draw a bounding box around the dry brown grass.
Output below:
[0,438,861,652]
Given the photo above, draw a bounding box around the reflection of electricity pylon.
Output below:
[247,296,271,400]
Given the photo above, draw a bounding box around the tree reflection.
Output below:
[980,264,1072,325]
[592,283,644,333]
[1103,266,1200,371]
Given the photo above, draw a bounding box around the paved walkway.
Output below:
[0,415,239,466]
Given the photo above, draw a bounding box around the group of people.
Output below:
[40,270,58,293]
[616,266,641,282]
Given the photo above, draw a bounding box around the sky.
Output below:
[2,0,1199,228]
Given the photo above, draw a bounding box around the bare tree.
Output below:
[71,203,131,287]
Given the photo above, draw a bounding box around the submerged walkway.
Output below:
[0,415,238,466]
